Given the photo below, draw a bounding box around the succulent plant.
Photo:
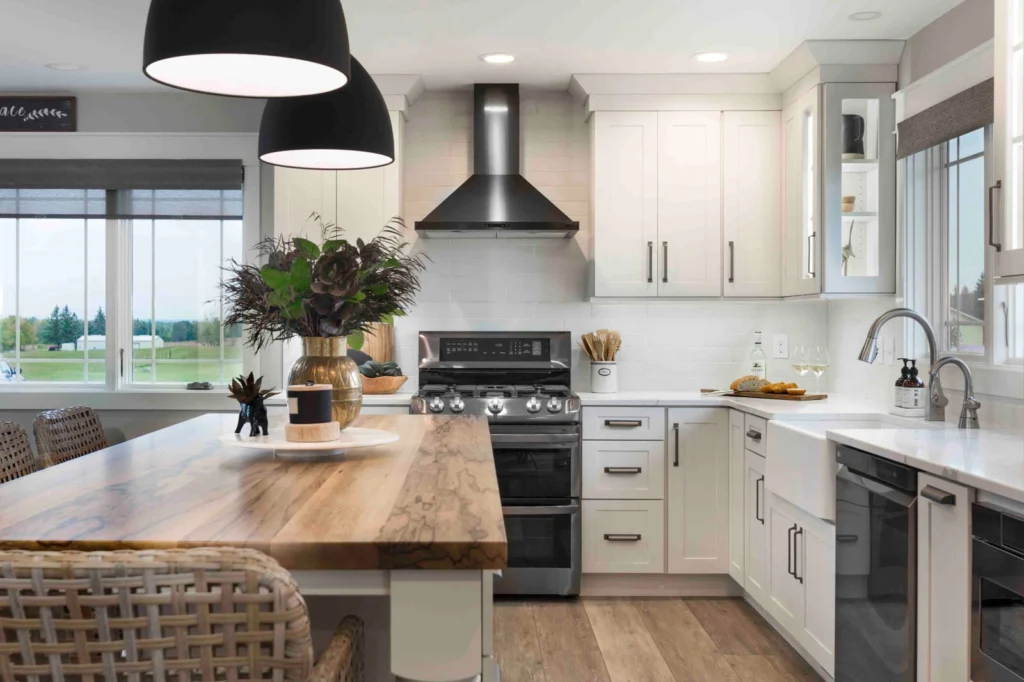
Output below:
[359,360,402,378]
[227,372,279,404]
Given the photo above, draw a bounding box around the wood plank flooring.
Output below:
[494,598,821,682]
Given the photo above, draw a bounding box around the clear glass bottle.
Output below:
[749,331,767,379]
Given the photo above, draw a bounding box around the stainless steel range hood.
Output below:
[414,84,579,239]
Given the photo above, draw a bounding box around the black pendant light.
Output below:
[258,57,394,170]
[143,0,351,98]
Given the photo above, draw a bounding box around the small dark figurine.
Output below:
[228,373,279,437]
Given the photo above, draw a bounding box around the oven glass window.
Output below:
[980,578,1024,676]
[504,512,573,569]
[493,448,572,499]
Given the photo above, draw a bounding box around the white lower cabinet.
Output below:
[728,410,746,583]
[667,408,729,574]
[917,473,973,682]
[767,492,835,677]
[582,440,665,500]
[744,450,768,608]
[582,499,665,573]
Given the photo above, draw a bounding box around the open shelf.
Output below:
[842,160,878,173]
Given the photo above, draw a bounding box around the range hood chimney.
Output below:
[414,84,579,238]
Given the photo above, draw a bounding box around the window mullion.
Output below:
[150,218,156,383]
[13,190,20,377]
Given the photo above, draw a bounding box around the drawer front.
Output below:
[582,500,665,573]
[744,414,767,455]
[582,441,665,500]
[583,407,665,441]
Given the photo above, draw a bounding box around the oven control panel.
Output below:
[441,337,550,361]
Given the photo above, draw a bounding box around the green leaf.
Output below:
[384,257,400,267]
[366,283,389,295]
[284,302,304,319]
[379,313,394,326]
[347,330,365,351]
[290,258,312,292]
[268,289,293,310]
[292,237,320,261]
[391,309,407,318]
[260,266,289,290]
[346,291,367,303]
[322,239,346,253]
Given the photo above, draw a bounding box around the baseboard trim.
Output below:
[580,573,741,597]
[741,593,831,682]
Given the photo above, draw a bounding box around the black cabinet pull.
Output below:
[647,241,654,282]
[921,485,956,506]
[604,467,642,475]
[604,534,641,542]
[746,429,762,442]
[673,423,680,467]
[755,476,764,525]
[604,419,642,428]
[989,181,1003,252]
[807,232,816,277]
[787,524,796,577]
[728,240,735,283]
[793,527,804,584]
[662,241,668,283]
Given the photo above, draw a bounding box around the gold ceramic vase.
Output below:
[288,337,362,430]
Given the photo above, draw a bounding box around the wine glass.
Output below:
[808,346,830,394]
[791,345,809,378]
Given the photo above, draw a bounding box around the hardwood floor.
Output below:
[494,598,821,682]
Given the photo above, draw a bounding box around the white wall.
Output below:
[827,297,904,405]
[397,91,829,392]
[898,0,995,88]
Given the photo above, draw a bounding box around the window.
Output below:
[0,160,247,390]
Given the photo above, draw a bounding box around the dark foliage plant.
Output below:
[222,215,426,352]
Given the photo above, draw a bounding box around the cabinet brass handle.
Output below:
[807,232,816,277]
[989,181,1003,252]
[662,241,668,283]
[604,534,641,542]
[604,419,642,428]
[755,476,764,525]
[746,429,762,442]
[793,527,804,583]
[728,241,735,283]
[604,467,642,475]
[673,423,680,467]
[921,485,956,506]
[647,241,654,282]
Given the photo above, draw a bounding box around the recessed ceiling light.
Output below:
[694,52,728,63]
[848,11,882,21]
[480,53,515,64]
[45,63,86,71]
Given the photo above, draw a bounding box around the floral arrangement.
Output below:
[222,215,426,352]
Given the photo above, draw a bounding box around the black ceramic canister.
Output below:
[287,382,333,424]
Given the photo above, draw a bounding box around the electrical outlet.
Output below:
[883,335,896,365]
[772,334,789,359]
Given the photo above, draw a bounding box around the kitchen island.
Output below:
[0,413,506,682]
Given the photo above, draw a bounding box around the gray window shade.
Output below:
[0,188,106,216]
[897,79,994,159]
[0,159,243,190]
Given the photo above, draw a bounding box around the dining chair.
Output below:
[0,421,39,484]
[0,547,364,681]
[32,406,109,468]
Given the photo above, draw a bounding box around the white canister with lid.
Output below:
[590,362,618,393]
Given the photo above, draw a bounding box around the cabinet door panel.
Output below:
[767,497,803,632]
[724,111,781,297]
[801,519,835,677]
[728,411,745,583]
[593,112,659,297]
[658,112,722,297]
[745,451,768,608]
[274,168,337,238]
[667,408,728,573]
[782,87,821,297]
[994,0,1024,279]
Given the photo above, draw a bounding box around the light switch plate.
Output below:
[772,334,789,359]
[883,336,896,365]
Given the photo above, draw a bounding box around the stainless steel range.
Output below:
[411,331,581,596]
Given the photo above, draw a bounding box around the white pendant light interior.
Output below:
[260,149,394,170]
[145,54,349,98]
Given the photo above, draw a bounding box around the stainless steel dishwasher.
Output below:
[835,445,917,682]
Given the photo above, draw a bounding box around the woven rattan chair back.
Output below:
[0,548,363,681]
[0,422,38,484]
[32,406,109,468]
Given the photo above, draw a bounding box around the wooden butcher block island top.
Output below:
[0,413,507,571]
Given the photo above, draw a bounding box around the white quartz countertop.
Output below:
[576,391,887,420]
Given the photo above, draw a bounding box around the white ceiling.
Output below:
[0,0,962,92]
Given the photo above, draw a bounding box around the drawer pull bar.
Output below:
[837,534,859,543]
[604,419,643,428]
[604,534,642,542]
[921,485,956,506]
[604,467,642,474]
[746,428,762,442]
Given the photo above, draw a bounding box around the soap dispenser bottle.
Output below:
[892,359,909,411]
[903,360,926,417]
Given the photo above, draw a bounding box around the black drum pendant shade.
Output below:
[143,0,351,98]
[259,57,395,170]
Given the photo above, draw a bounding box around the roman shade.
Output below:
[0,159,243,190]
[897,79,994,159]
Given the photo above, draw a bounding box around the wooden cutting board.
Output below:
[701,389,828,401]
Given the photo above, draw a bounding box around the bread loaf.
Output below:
[731,375,769,392]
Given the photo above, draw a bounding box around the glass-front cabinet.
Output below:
[782,82,896,296]
[994,0,1024,280]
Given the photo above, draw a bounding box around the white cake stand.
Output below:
[219,427,399,459]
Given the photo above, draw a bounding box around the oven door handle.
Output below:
[490,433,580,445]
[502,504,580,516]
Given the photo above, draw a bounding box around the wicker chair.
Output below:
[0,421,39,484]
[32,406,109,468]
[0,547,364,681]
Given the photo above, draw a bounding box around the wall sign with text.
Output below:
[0,96,76,131]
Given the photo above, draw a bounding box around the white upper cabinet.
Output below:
[723,111,781,297]
[994,0,1024,280]
[592,112,659,297]
[782,87,821,297]
[274,168,338,239]
[658,112,723,297]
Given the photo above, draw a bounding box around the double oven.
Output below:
[973,500,1024,681]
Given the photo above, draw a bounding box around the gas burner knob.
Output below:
[546,397,563,413]
[525,396,542,413]
[428,397,446,413]
[449,396,465,413]
[487,397,505,414]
